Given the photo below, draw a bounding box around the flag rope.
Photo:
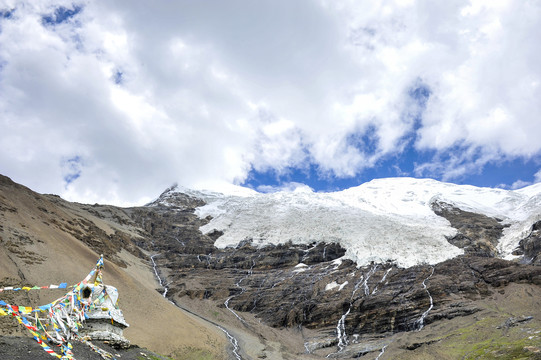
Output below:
[0,255,118,360]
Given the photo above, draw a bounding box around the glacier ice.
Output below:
[157,177,541,268]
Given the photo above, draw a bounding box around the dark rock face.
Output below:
[431,200,507,257]
[513,220,541,265]
[126,205,215,255]
[433,198,541,265]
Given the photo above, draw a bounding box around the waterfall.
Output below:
[150,254,168,298]
[224,259,256,325]
[151,254,243,359]
[374,343,389,360]
[328,263,379,356]
[362,264,378,296]
[336,308,351,351]
[372,267,392,295]
[416,267,435,331]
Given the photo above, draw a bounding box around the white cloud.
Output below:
[0,0,540,204]
[494,168,541,190]
[535,170,541,184]
[510,179,531,190]
[417,1,541,155]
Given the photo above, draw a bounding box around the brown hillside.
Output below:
[0,175,227,359]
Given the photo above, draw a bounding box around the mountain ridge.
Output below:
[2,174,541,359]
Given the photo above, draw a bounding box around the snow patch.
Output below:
[332,258,343,266]
[293,263,309,273]
[325,281,348,291]
[339,281,349,291]
[325,281,339,291]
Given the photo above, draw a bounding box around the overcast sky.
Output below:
[1,0,540,205]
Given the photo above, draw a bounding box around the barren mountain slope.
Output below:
[0,175,227,359]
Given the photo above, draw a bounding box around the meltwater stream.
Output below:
[374,343,389,360]
[224,259,256,326]
[416,267,435,331]
[222,259,257,359]
[150,254,167,298]
[328,264,379,357]
[371,268,392,295]
[150,254,243,360]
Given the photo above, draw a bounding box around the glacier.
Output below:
[155,178,541,268]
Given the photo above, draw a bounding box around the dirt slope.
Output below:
[0,175,227,359]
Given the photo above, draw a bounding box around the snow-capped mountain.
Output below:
[151,177,541,268]
[3,174,540,359]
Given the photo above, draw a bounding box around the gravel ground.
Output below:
[0,336,170,360]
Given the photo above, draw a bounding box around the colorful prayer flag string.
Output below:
[0,282,69,292]
[0,255,117,360]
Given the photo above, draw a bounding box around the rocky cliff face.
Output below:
[514,220,541,265]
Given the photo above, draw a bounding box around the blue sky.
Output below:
[243,148,541,193]
[1,1,541,205]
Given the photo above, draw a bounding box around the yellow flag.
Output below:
[20,306,33,314]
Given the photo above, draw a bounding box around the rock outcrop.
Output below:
[513,220,541,265]
[431,200,507,257]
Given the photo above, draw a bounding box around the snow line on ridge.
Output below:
[157,177,541,268]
